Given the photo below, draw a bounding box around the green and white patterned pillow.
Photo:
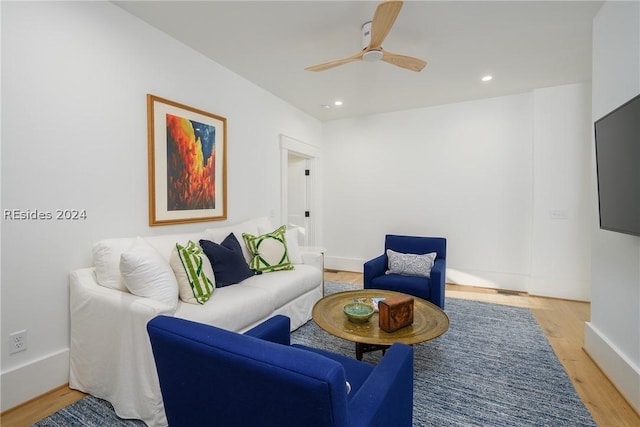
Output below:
[170,241,215,304]
[242,225,294,273]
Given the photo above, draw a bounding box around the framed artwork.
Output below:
[147,94,227,226]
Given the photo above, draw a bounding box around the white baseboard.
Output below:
[446,268,530,291]
[1,348,69,412]
[325,256,363,273]
[325,257,530,292]
[584,322,640,413]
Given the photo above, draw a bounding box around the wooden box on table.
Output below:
[378,296,414,332]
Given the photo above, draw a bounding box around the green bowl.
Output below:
[343,302,374,323]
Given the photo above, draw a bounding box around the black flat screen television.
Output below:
[594,93,640,237]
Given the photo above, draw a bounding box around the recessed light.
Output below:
[320,104,331,109]
[334,100,343,106]
[482,75,493,82]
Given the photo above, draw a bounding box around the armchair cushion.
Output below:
[372,274,431,301]
[386,249,437,278]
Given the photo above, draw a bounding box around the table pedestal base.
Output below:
[355,343,388,360]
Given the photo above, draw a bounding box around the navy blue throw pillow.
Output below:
[199,233,255,287]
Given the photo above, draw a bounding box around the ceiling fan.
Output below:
[305,0,427,73]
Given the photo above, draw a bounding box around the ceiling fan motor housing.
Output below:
[361,21,383,61]
[361,21,372,48]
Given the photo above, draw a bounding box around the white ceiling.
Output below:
[114,0,602,121]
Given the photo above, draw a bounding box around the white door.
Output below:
[280,134,319,247]
[287,153,309,246]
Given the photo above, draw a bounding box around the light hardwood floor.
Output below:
[2,271,639,427]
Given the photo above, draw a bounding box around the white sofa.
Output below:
[69,217,323,427]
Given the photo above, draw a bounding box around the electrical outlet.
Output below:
[9,330,27,354]
[550,209,569,220]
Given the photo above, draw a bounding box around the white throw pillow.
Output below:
[120,238,179,310]
[92,238,135,291]
[285,228,303,264]
[385,249,437,278]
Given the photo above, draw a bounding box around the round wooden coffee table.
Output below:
[312,289,449,360]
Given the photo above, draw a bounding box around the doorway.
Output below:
[287,153,310,245]
[280,135,320,247]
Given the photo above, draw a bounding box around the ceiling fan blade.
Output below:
[369,0,403,49]
[305,51,364,72]
[381,50,427,72]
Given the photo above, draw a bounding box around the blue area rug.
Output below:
[33,281,595,426]
[31,396,145,427]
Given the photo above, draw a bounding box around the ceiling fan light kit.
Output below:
[363,50,384,62]
[305,0,426,72]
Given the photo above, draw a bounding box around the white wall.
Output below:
[530,84,592,300]
[323,85,592,300]
[324,94,534,290]
[0,1,322,411]
[585,0,640,413]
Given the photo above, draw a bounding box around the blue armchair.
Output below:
[364,235,446,309]
[147,315,413,427]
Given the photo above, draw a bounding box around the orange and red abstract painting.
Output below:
[148,94,226,225]
[165,114,216,211]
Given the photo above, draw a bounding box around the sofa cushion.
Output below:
[242,264,322,308]
[170,241,215,305]
[174,284,274,332]
[243,225,294,273]
[200,234,255,287]
[120,238,179,310]
[386,249,437,278]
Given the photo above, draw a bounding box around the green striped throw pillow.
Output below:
[170,241,215,304]
[242,225,294,273]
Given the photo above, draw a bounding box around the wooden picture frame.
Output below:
[147,94,227,226]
